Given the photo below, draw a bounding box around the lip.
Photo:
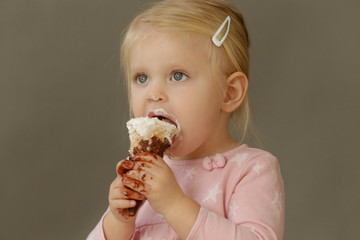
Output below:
[147,109,181,142]
[147,109,179,128]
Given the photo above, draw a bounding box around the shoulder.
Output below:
[225,144,278,168]
[223,145,282,185]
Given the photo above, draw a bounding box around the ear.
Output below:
[221,71,248,113]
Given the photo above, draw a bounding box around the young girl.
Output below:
[87,0,284,239]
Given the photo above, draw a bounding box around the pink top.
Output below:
[87,145,285,240]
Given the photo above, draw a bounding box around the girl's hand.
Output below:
[122,153,185,215]
[108,159,146,222]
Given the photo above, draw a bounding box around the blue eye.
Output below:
[137,74,149,84]
[171,72,187,82]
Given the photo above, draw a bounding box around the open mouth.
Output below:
[148,110,180,145]
[147,109,178,129]
[154,115,177,127]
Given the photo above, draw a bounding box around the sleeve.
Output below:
[86,209,109,240]
[187,154,285,240]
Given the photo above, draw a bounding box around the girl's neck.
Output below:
[170,131,240,161]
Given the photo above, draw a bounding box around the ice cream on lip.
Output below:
[147,108,181,135]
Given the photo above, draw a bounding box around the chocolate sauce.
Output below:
[117,159,134,176]
[131,136,170,157]
[120,136,170,217]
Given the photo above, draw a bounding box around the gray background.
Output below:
[1,0,359,239]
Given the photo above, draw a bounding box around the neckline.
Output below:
[164,144,248,166]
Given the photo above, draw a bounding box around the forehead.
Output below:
[131,23,210,45]
[128,25,212,67]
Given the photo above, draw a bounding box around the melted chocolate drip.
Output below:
[131,136,170,157]
[125,136,171,216]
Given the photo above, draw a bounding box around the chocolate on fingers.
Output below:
[118,116,177,216]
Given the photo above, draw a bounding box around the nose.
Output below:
[147,80,168,102]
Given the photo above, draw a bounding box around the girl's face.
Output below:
[129,26,232,159]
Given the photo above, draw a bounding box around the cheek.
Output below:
[130,90,144,117]
[182,86,221,115]
[176,89,222,129]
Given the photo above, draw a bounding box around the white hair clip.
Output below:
[212,16,231,47]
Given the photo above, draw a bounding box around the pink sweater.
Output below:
[87,145,285,239]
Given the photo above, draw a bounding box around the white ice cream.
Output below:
[127,117,177,154]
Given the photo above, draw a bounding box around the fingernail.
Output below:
[123,160,134,168]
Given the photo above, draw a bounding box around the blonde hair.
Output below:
[120,0,254,143]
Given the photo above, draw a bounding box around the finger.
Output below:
[125,169,154,184]
[132,161,151,171]
[109,177,146,201]
[111,199,145,219]
[133,152,162,166]
[122,176,150,195]
[131,153,166,171]
[110,175,125,189]
[116,188,146,201]
[116,159,135,176]
[110,198,138,209]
